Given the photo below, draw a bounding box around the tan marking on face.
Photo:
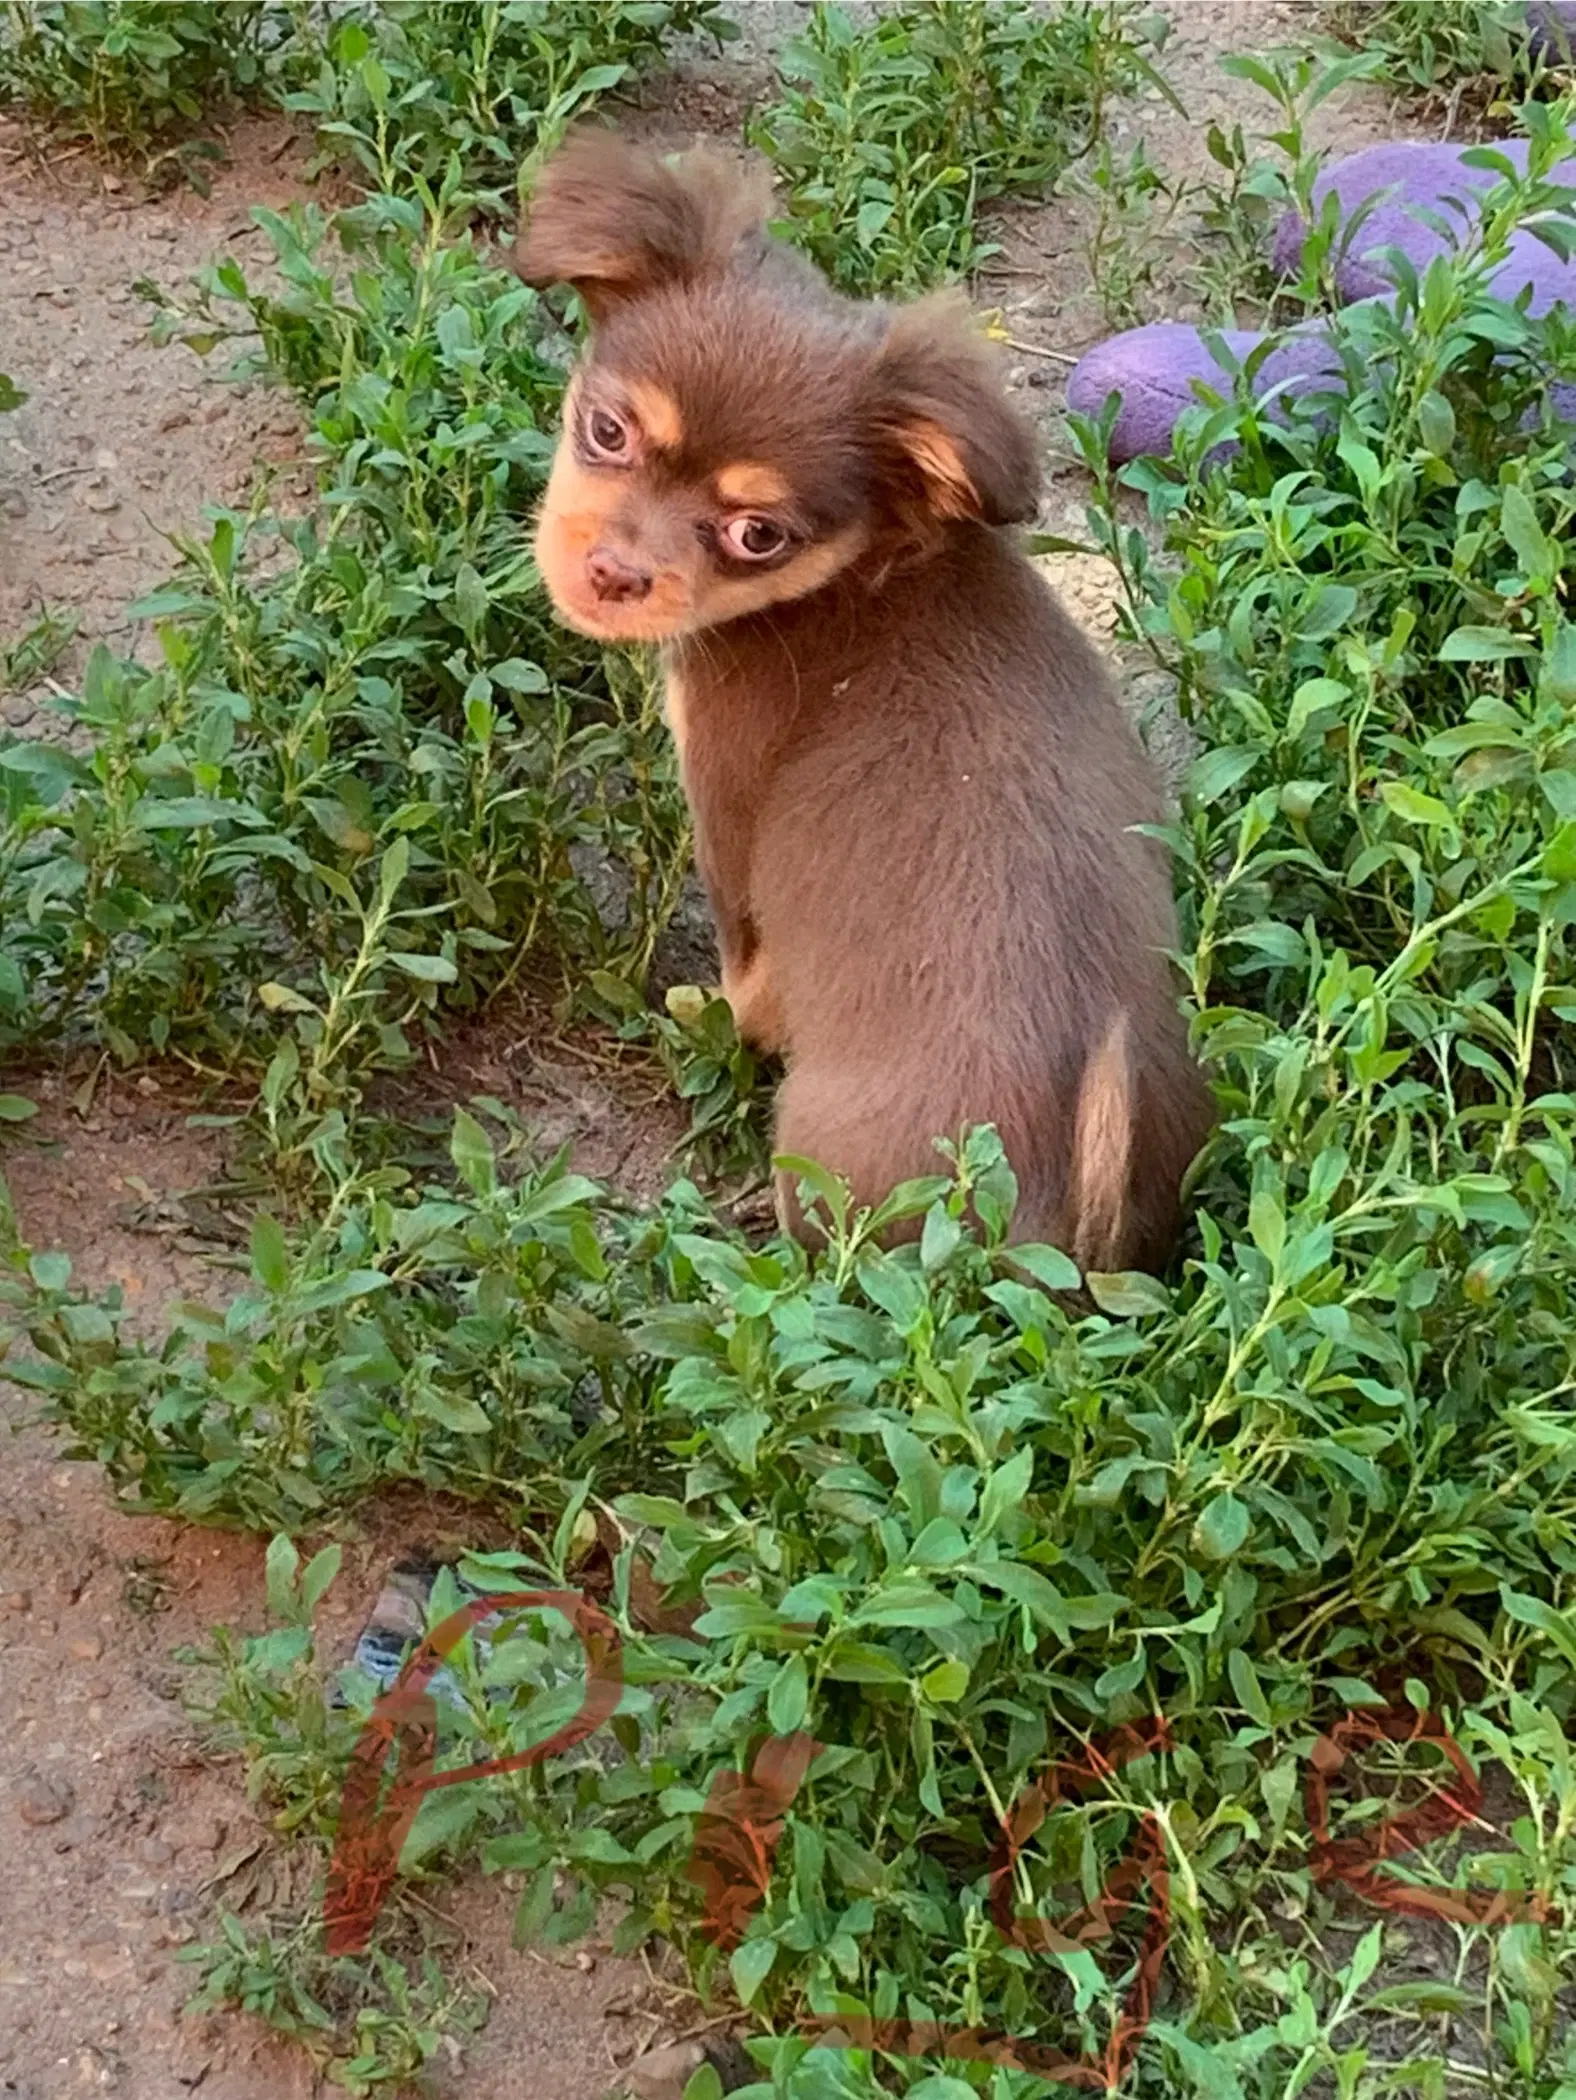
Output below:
[534,437,868,644]
[534,442,689,642]
[714,461,791,508]
[722,947,787,1055]
[903,417,980,521]
[694,521,870,630]
[624,378,684,451]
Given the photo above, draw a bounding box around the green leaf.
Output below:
[1086,1271,1171,1318]
[1501,1587,1576,1668]
[1193,1492,1250,1562]
[1416,389,1454,455]
[387,951,458,983]
[1228,1647,1273,1726]
[250,1212,289,1294]
[978,1445,1034,1536]
[1004,1241,1080,1292]
[1185,745,1260,806]
[0,1094,38,1122]
[766,1653,809,1735]
[1439,625,1536,662]
[1366,1981,1475,2015]
[730,1936,777,2006]
[1348,1922,1383,1992]
[1500,483,1553,582]
[1381,781,1454,829]
[1247,1154,1285,1267]
[264,1533,298,1620]
[682,2069,724,2100]
[454,562,488,633]
[491,657,549,696]
[257,980,317,1014]
[450,1107,496,1197]
[1545,622,1576,702]
[920,1657,969,1703]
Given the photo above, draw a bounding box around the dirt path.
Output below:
[0,9,1434,2094]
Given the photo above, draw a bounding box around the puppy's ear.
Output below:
[872,294,1041,527]
[514,128,773,321]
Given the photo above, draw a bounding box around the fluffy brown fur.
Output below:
[516,128,1213,1271]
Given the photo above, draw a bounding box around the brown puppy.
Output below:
[517,130,1212,1271]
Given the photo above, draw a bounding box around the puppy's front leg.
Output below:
[665,657,786,1053]
[721,945,785,1055]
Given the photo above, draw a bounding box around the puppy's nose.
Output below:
[586,547,652,604]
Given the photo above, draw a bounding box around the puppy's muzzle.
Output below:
[586,547,653,605]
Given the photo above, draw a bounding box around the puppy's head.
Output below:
[515,129,1041,645]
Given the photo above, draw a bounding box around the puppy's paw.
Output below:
[722,949,786,1055]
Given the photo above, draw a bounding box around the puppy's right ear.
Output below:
[514,128,772,321]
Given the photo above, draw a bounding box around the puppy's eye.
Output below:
[586,409,630,459]
[722,515,787,561]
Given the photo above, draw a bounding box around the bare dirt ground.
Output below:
[0,6,1439,2095]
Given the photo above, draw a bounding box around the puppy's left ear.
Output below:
[514,127,773,321]
[872,295,1041,527]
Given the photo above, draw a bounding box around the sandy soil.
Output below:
[0,6,1437,2094]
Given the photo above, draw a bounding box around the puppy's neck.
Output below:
[669,518,998,687]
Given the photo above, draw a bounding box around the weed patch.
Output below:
[1326,0,1573,117]
[749,0,1172,295]
[0,0,281,183]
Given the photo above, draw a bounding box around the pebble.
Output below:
[624,2041,707,2100]
[68,1635,104,1662]
[138,1837,174,1869]
[2,1590,31,1613]
[181,1814,226,1855]
[17,1773,76,1827]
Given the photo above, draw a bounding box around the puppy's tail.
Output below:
[1069,1012,1133,1276]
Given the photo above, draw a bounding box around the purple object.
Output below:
[1528,1,1576,61]
[1273,138,1576,310]
[1065,323,1343,462]
[1068,135,1576,463]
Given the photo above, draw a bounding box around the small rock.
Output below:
[181,1814,226,1854]
[93,448,118,471]
[156,410,188,434]
[17,1773,75,1827]
[139,1837,174,1868]
[202,399,228,424]
[574,1949,596,1973]
[69,1635,104,1662]
[624,2040,706,2100]
[2,1590,31,1613]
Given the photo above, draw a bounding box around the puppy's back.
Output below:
[738,529,1208,1263]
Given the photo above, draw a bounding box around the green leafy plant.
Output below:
[282,0,734,212]
[0,181,690,1152]
[0,0,283,181]
[1325,0,1567,111]
[750,0,1173,294]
